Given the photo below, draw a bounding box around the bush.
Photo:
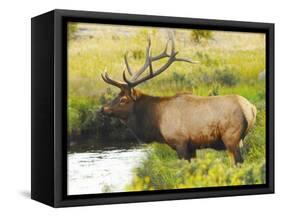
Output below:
[131,49,144,60]
[243,108,265,162]
[68,96,97,139]
[68,22,78,40]
[172,71,197,88]
[192,67,238,87]
[191,30,213,43]
[68,89,136,142]
[214,68,239,86]
[208,83,220,96]
[68,107,80,136]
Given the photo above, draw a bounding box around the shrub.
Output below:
[68,89,136,142]
[131,49,144,60]
[172,71,197,88]
[172,71,186,82]
[191,30,213,43]
[99,87,115,105]
[195,52,219,67]
[68,107,80,136]
[198,69,213,85]
[214,68,239,86]
[68,22,78,40]
[208,83,220,96]
[242,108,265,162]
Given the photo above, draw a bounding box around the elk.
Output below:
[101,37,256,164]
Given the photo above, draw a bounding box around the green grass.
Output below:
[68,23,266,189]
[126,143,265,191]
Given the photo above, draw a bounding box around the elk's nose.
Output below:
[101,106,111,114]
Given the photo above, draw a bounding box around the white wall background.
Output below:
[0,0,279,215]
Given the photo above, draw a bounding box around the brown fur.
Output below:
[101,90,256,164]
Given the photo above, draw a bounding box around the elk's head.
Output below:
[101,36,197,122]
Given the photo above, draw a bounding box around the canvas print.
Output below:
[67,22,266,195]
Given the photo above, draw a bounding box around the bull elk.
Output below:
[101,37,256,164]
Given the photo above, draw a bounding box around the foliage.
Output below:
[191,30,213,43]
[127,140,265,191]
[68,90,135,141]
[214,67,239,86]
[243,107,266,162]
[68,22,78,41]
[208,83,220,96]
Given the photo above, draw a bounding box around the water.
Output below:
[67,141,146,195]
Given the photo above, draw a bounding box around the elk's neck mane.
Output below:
[130,93,167,143]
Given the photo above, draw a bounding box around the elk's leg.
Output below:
[236,140,244,164]
[176,144,188,160]
[175,143,193,161]
[222,135,244,165]
[236,148,243,164]
[227,146,243,165]
[189,147,196,159]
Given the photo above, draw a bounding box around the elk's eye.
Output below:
[119,97,128,106]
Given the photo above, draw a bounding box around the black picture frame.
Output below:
[31,9,274,207]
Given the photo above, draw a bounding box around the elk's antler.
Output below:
[122,36,197,88]
[101,68,128,90]
[101,36,197,90]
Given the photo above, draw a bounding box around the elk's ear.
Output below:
[130,89,140,101]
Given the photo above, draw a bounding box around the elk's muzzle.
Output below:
[101,106,112,115]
